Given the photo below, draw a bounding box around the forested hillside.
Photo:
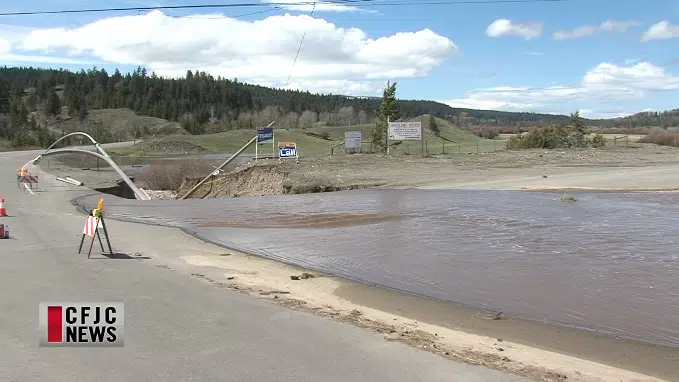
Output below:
[0,66,572,144]
[0,65,676,148]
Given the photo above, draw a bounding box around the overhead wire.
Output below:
[286,2,316,87]
[0,0,569,17]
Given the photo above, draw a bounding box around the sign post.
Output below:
[256,127,274,160]
[388,121,423,156]
[344,131,362,153]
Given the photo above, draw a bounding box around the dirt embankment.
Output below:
[178,161,384,199]
[178,165,286,198]
[168,144,679,199]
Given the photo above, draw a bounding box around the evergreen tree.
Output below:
[78,99,88,121]
[0,74,9,113]
[570,110,584,135]
[372,81,401,150]
[429,114,439,136]
[46,89,61,116]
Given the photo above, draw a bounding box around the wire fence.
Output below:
[334,139,507,156]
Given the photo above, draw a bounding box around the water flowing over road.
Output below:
[77,188,679,349]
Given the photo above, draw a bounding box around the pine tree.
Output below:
[372,81,401,151]
[0,73,9,113]
[78,99,88,121]
[570,110,584,135]
[46,89,61,116]
[429,114,439,136]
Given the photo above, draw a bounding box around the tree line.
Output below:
[1,65,677,148]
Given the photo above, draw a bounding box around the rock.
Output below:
[226,276,235,280]
[290,275,300,280]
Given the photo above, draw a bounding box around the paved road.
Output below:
[0,149,529,382]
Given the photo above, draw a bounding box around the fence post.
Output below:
[442,139,445,155]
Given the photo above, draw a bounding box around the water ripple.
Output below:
[78,188,679,348]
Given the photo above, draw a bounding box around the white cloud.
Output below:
[486,19,542,40]
[442,62,679,112]
[262,0,365,12]
[553,20,639,40]
[260,79,384,94]
[0,53,103,66]
[0,38,10,54]
[642,21,679,41]
[15,11,458,95]
[525,51,544,56]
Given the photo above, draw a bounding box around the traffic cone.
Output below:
[0,199,6,217]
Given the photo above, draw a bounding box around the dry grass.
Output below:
[638,132,679,147]
[590,127,650,135]
[134,159,216,190]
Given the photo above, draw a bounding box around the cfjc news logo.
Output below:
[39,302,124,347]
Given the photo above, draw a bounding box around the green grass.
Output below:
[110,115,506,157]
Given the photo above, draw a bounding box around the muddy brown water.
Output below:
[75,189,679,348]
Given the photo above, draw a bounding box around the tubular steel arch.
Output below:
[31,133,150,200]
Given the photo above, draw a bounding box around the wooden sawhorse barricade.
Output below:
[78,208,114,258]
[17,174,39,191]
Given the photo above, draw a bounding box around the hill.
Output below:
[110,115,500,157]
[0,66,676,149]
[593,109,679,129]
[0,66,576,146]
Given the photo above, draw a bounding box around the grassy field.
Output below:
[109,115,505,157]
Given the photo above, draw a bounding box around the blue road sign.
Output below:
[257,127,273,143]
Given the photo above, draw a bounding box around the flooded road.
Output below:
[77,189,679,348]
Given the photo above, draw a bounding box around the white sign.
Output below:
[344,131,362,149]
[388,122,422,141]
[279,142,298,159]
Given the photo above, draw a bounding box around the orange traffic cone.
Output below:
[0,199,6,217]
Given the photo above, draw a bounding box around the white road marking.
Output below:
[24,183,35,195]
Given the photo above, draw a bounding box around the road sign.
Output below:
[257,127,274,144]
[344,131,362,149]
[388,122,422,140]
[278,142,297,159]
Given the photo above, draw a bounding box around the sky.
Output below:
[0,0,678,119]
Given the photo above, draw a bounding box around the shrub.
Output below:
[134,159,216,190]
[591,133,606,148]
[638,132,679,147]
[471,126,501,139]
[506,125,604,150]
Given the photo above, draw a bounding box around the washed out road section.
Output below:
[0,149,528,381]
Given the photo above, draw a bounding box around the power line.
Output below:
[0,0,569,17]
[286,2,316,87]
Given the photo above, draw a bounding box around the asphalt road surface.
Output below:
[0,149,529,382]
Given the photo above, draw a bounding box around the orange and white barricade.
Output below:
[78,202,113,257]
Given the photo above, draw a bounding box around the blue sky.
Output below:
[1,0,678,118]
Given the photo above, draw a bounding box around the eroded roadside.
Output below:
[41,145,679,381]
[174,144,679,198]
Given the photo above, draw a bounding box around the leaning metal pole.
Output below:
[180,120,276,200]
[38,148,151,201]
[180,135,257,200]
[33,132,150,200]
